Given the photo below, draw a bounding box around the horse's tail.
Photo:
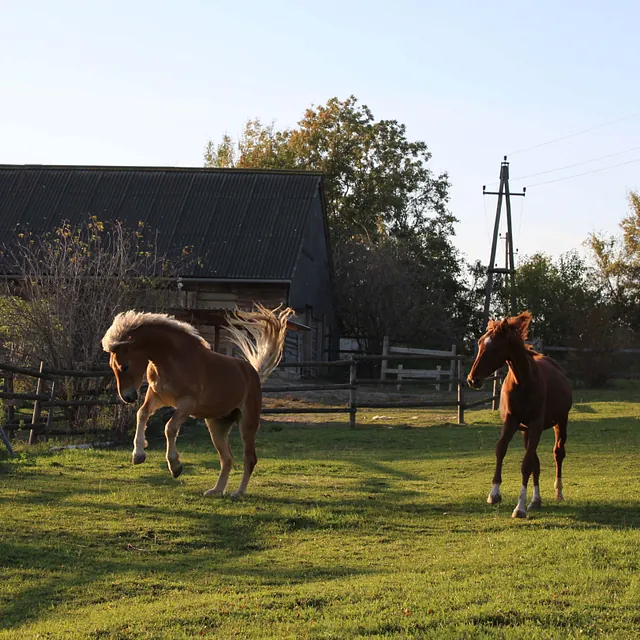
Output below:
[225,304,294,384]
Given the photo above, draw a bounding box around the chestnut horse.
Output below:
[102,305,293,498]
[467,311,572,518]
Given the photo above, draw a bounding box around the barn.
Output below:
[0,164,338,371]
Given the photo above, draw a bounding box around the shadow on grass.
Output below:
[3,409,640,630]
[0,536,375,631]
[572,404,597,414]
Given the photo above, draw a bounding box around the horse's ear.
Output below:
[511,311,532,340]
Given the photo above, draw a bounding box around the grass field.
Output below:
[1,383,640,639]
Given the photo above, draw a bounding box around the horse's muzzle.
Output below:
[467,376,483,390]
[120,388,138,404]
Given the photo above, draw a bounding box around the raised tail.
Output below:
[225,304,294,383]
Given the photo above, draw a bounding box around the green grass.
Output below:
[1,384,640,638]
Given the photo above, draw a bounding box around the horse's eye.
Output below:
[121,364,129,372]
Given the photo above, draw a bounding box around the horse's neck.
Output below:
[138,327,189,366]
[506,342,535,386]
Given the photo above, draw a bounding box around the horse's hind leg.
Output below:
[230,404,260,500]
[203,411,239,497]
[164,401,193,479]
[554,417,568,501]
[522,430,542,510]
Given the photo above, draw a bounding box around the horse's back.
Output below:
[535,354,573,418]
[204,350,260,388]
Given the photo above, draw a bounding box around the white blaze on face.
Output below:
[484,336,492,346]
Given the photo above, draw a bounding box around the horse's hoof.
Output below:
[230,491,244,501]
[512,509,527,519]
[555,494,565,502]
[203,488,225,498]
[487,493,502,505]
[170,463,183,479]
[132,453,146,465]
[528,499,542,511]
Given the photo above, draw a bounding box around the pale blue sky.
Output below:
[2,0,639,265]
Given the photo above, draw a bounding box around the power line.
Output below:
[528,157,640,187]
[485,144,640,186]
[507,108,640,156]
[511,145,640,181]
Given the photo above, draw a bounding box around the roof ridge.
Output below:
[0,163,323,177]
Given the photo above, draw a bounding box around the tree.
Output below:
[0,217,187,370]
[503,251,602,346]
[205,97,451,245]
[205,96,471,347]
[0,217,192,432]
[588,190,640,332]
[333,234,466,349]
[496,250,631,387]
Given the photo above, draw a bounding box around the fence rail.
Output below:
[0,352,500,456]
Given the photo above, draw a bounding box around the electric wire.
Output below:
[507,108,640,156]
[485,145,640,187]
[527,157,640,187]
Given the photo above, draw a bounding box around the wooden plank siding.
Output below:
[156,281,327,379]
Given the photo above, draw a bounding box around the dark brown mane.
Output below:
[486,316,538,356]
[525,344,541,357]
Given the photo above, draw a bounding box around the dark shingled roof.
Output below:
[0,165,325,279]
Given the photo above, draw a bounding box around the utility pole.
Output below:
[482,156,525,328]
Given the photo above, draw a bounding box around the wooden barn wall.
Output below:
[288,195,339,368]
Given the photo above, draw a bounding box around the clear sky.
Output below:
[2,0,639,266]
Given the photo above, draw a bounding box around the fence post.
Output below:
[0,426,14,457]
[449,344,457,392]
[396,363,403,391]
[3,373,15,425]
[44,380,57,439]
[492,372,500,411]
[457,359,465,425]
[28,361,45,445]
[380,336,389,381]
[349,361,357,428]
[435,365,442,392]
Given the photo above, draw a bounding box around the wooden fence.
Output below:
[0,362,117,456]
[379,337,458,391]
[0,354,500,456]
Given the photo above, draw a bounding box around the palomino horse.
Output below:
[101,305,293,498]
[467,311,572,518]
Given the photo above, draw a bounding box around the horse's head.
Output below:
[467,311,532,389]
[108,337,147,404]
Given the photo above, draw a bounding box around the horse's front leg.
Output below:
[513,426,542,518]
[132,388,162,465]
[164,400,194,479]
[523,430,542,511]
[487,416,519,504]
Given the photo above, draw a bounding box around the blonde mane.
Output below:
[101,310,210,352]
